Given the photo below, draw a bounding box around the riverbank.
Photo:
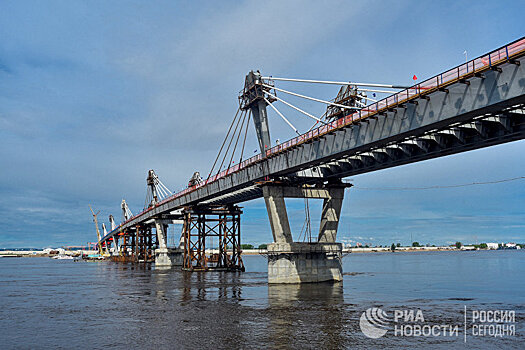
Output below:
[0,250,98,258]
[2,246,518,258]
[346,246,452,253]
[244,246,519,254]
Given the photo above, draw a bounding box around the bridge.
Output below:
[96,37,525,283]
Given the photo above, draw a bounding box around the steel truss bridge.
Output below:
[97,37,525,282]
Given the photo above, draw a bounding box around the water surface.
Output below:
[1,250,523,349]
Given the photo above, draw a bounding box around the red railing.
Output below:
[105,37,525,239]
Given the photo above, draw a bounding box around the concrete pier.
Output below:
[154,219,183,267]
[262,183,348,283]
[267,242,343,283]
[154,247,183,267]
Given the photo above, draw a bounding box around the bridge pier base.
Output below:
[267,242,343,283]
[262,182,348,283]
[154,247,183,267]
[154,220,173,267]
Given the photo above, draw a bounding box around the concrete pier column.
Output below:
[318,187,344,243]
[153,220,173,267]
[113,235,120,256]
[261,183,348,284]
[155,220,168,250]
[154,220,183,267]
[262,186,293,244]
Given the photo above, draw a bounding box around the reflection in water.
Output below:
[268,282,345,349]
[155,265,171,271]
[153,270,168,302]
[179,270,247,303]
[268,281,344,304]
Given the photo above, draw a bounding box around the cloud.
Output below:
[0,1,524,247]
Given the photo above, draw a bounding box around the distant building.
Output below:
[486,243,498,250]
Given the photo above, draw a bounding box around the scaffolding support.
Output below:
[182,205,244,272]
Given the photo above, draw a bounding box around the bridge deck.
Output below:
[101,37,525,243]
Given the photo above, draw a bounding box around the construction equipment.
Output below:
[325,84,368,121]
[188,172,202,187]
[89,205,109,257]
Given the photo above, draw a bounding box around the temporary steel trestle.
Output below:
[182,205,245,272]
[108,205,246,270]
[135,225,156,263]
[109,224,157,263]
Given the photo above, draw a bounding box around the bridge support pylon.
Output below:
[240,70,274,154]
[262,182,349,283]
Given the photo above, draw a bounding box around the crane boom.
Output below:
[89,204,103,254]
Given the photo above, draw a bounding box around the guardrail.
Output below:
[102,37,525,241]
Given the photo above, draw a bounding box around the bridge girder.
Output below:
[101,44,525,244]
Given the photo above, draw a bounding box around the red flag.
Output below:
[413,75,418,81]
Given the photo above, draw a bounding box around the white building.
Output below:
[486,243,499,250]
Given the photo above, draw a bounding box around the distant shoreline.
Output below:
[1,246,520,258]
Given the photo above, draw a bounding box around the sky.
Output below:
[0,0,524,248]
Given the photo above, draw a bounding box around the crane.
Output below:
[89,204,107,256]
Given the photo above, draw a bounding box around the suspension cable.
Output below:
[264,91,327,125]
[239,110,251,164]
[305,197,312,243]
[354,99,367,107]
[264,97,300,135]
[351,176,525,191]
[144,192,151,209]
[298,197,312,243]
[263,84,361,110]
[154,185,164,199]
[355,88,400,94]
[155,183,169,198]
[157,179,172,195]
[207,107,241,180]
[226,110,248,171]
[216,110,245,175]
[262,76,411,89]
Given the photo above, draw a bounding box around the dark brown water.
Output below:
[1,251,524,349]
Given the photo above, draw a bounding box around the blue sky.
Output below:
[0,0,524,248]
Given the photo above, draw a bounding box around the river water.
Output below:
[1,250,523,349]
